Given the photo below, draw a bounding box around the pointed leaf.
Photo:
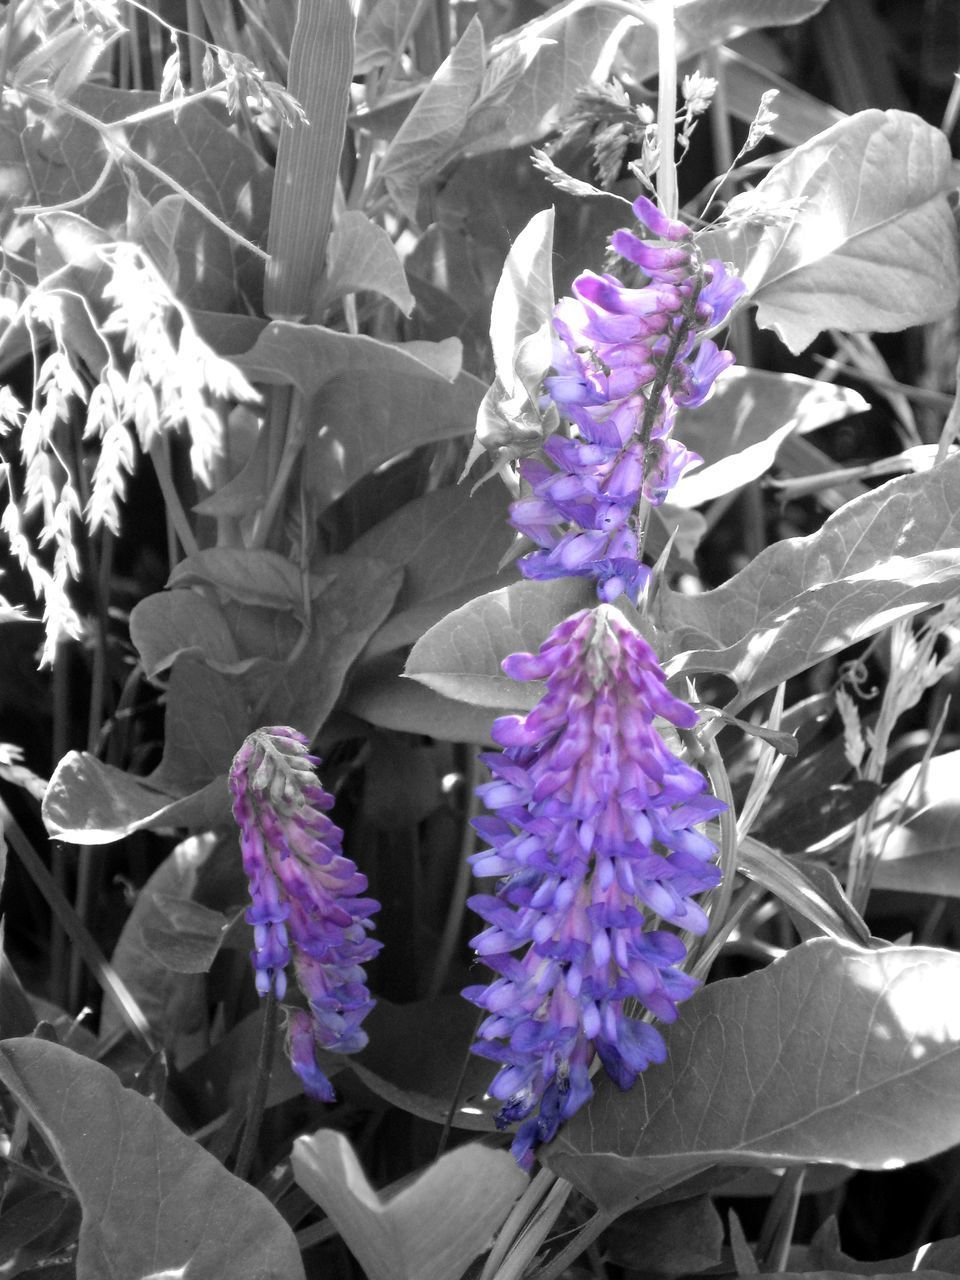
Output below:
[671,369,868,508]
[376,18,486,223]
[702,110,960,354]
[547,939,960,1213]
[99,834,216,1048]
[130,589,240,679]
[230,323,483,509]
[870,751,960,897]
[318,210,414,315]
[355,0,432,75]
[0,1038,305,1280]
[292,1131,525,1280]
[43,753,231,845]
[662,454,960,708]
[405,577,597,710]
[467,207,558,472]
[348,995,499,1130]
[139,895,235,974]
[350,482,517,657]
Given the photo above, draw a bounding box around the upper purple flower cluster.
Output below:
[229,726,381,1101]
[510,196,744,604]
[464,608,724,1169]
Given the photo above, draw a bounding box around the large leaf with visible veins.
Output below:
[702,110,960,354]
[0,1037,305,1280]
[547,939,960,1214]
[661,454,960,708]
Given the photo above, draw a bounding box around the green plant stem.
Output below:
[655,0,678,220]
[234,993,279,1182]
[427,751,480,999]
[757,1166,806,1271]
[492,1177,575,1280]
[481,1169,557,1280]
[149,440,199,559]
[525,1204,614,1280]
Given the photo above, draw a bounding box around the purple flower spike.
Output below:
[229,726,381,1100]
[515,197,742,601]
[464,608,724,1170]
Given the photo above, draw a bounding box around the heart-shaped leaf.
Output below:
[292,1131,525,1280]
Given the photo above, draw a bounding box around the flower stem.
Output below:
[655,0,678,220]
[234,992,279,1182]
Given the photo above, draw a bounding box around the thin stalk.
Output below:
[655,0,678,220]
[435,1005,484,1159]
[149,439,199,559]
[525,1204,614,1280]
[480,1169,558,1280]
[756,1167,806,1272]
[427,751,480,999]
[1,798,155,1050]
[0,0,19,91]
[493,1178,575,1280]
[50,641,70,1006]
[234,993,279,1181]
[185,0,206,91]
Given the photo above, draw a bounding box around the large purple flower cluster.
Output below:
[510,196,744,604]
[464,608,723,1170]
[229,726,381,1101]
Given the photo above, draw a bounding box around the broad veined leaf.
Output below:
[347,996,498,1131]
[547,938,960,1213]
[0,1038,305,1280]
[354,0,432,74]
[345,657,500,743]
[350,482,517,658]
[671,369,868,508]
[662,453,960,709]
[375,17,486,224]
[99,834,217,1049]
[316,210,415,315]
[139,895,237,975]
[460,0,828,156]
[43,755,230,844]
[228,322,483,510]
[129,589,240,679]
[701,110,960,354]
[292,1132,525,1280]
[404,577,598,710]
[870,751,960,898]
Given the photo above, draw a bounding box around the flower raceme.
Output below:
[510,196,745,604]
[229,726,381,1101]
[464,607,723,1170]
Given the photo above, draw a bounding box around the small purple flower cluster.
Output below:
[464,608,723,1170]
[229,726,380,1101]
[510,196,744,604]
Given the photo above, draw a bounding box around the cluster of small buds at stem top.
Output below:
[463,607,724,1170]
[229,726,381,1102]
[510,195,745,605]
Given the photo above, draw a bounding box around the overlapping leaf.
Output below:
[702,110,960,353]
[293,1132,524,1280]
[662,453,960,708]
[671,369,868,508]
[547,939,960,1213]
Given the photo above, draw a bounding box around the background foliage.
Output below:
[2,0,960,1277]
